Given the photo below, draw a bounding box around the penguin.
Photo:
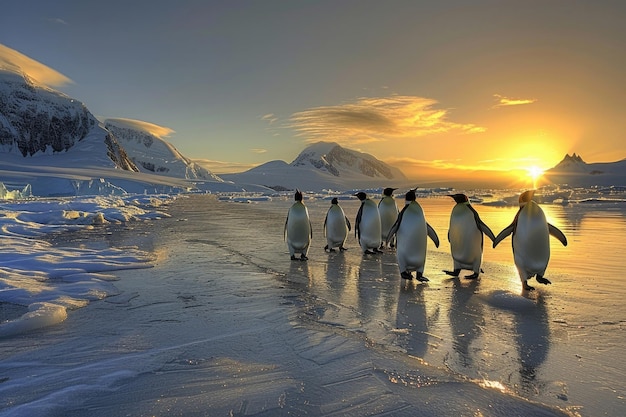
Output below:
[493,190,568,291]
[386,189,440,281]
[378,187,399,249]
[324,197,351,252]
[444,193,496,279]
[284,189,313,261]
[354,191,382,254]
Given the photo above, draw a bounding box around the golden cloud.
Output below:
[105,118,175,139]
[261,113,278,124]
[493,94,537,108]
[288,95,485,145]
[0,43,73,88]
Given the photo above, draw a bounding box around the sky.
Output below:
[2,0,625,185]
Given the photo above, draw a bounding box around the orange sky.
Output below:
[3,1,625,185]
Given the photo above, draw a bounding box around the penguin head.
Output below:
[405,189,417,202]
[449,193,469,204]
[519,190,535,206]
[294,189,303,202]
[331,197,339,205]
[382,187,397,197]
[354,192,367,201]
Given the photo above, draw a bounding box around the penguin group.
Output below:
[284,188,568,291]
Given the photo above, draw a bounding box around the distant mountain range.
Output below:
[544,153,626,187]
[0,65,624,196]
[0,66,407,195]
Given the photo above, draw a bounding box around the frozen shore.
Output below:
[1,194,590,416]
[0,196,624,416]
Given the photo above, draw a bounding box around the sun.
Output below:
[526,165,545,188]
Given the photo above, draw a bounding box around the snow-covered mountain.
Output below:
[104,118,223,182]
[0,67,259,196]
[0,67,136,170]
[221,141,408,191]
[545,153,626,187]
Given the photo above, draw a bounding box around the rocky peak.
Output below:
[291,141,405,179]
[0,68,95,156]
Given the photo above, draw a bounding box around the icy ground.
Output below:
[1,193,625,416]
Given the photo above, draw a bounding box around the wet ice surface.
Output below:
[1,194,624,416]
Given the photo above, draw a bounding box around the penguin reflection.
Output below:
[514,294,550,394]
[448,277,484,370]
[396,282,432,358]
[356,255,385,320]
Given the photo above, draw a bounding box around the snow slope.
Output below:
[104,118,223,182]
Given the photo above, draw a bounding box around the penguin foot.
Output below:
[415,272,430,283]
[523,281,535,291]
[300,254,308,261]
[324,245,329,252]
[364,249,376,255]
[443,269,461,277]
[464,272,480,280]
[339,246,347,252]
[536,276,551,285]
[328,248,336,252]
[290,255,298,261]
[401,271,413,280]
[373,248,383,253]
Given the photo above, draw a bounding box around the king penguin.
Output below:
[444,193,496,279]
[378,187,399,249]
[493,190,568,291]
[324,197,351,252]
[386,189,440,281]
[354,191,382,254]
[284,189,312,261]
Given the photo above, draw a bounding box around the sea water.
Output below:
[0,193,624,416]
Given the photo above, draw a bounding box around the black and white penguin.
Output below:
[378,187,399,249]
[284,189,312,261]
[493,190,568,290]
[324,197,351,252]
[444,193,496,279]
[354,191,382,254]
[386,189,440,281]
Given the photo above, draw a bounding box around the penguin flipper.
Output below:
[427,223,440,248]
[493,223,514,248]
[386,221,399,246]
[386,205,406,245]
[548,223,568,246]
[355,204,363,238]
[478,220,497,243]
[469,205,496,242]
[323,214,328,237]
[284,215,288,241]
[345,216,352,231]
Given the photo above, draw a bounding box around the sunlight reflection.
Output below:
[476,378,509,393]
